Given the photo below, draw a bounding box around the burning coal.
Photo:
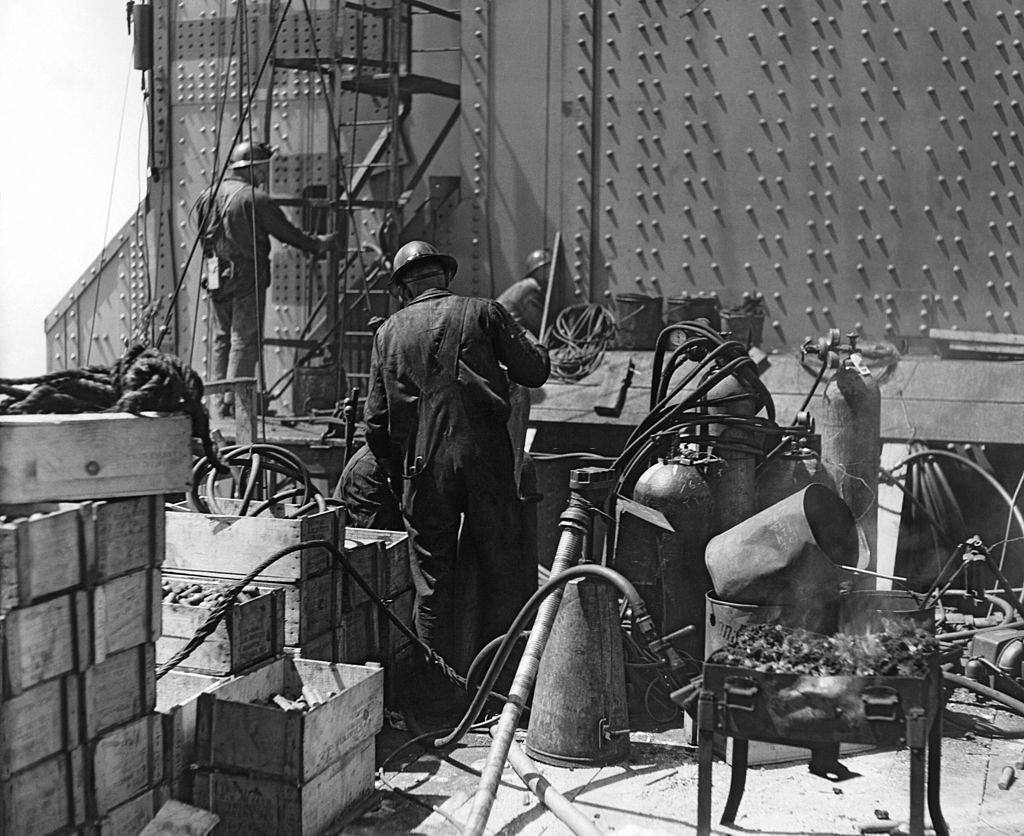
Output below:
[708,623,937,678]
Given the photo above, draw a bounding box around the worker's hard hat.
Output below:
[525,248,552,277]
[391,240,458,285]
[229,140,275,169]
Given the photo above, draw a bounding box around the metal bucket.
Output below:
[614,293,663,349]
[705,484,857,607]
[705,593,811,658]
[525,578,629,766]
[839,590,935,636]
[665,294,721,331]
[720,310,765,348]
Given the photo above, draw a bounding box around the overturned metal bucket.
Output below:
[704,483,858,611]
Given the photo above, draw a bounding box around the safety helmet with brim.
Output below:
[390,240,458,286]
[229,140,276,169]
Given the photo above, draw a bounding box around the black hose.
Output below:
[944,672,1024,717]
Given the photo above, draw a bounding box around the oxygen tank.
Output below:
[632,453,713,660]
[819,348,881,574]
[755,419,836,511]
[705,374,758,536]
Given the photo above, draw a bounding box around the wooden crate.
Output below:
[165,570,333,647]
[380,587,416,656]
[0,747,86,836]
[1,591,87,695]
[0,413,191,503]
[164,502,342,583]
[333,602,380,664]
[158,584,285,676]
[158,670,227,802]
[0,673,80,778]
[82,783,169,836]
[195,657,382,784]
[0,495,164,616]
[345,528,410,598]
[292,631,334,662]
[80,567,161,663]
[193,738,374,836]
[88,714,164,817]
[334,538,383,615]
[82,643,157,739]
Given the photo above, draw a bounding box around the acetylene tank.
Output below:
[633,454,713,660]
[705,374,758,536]
[819,354,881,573]
[755,427,836,511]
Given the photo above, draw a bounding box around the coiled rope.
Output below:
[545,303,618,382]
[0,345,221,468]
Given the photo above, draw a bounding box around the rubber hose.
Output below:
[503,735,602,836]
[944,672,1024,717]
[940,619,1024,643]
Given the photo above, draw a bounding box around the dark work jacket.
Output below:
[364,288,550,490]
[333,445,404,531]
[198,176,320,299]
[496,276,545,337]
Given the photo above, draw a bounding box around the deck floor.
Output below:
[344,691,1023,835]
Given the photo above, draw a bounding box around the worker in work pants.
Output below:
[210,287,266,388]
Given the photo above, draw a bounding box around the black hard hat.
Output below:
[525,248,552,277]
[391,240,458,286]
[229,140,275,169]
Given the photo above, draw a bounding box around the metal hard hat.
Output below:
[525,248,552,277]
[229,140,275,169]
[391,240,458,285]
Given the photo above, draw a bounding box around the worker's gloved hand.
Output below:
[314,233,340,257]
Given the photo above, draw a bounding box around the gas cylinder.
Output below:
[632,452,713,660]
[819,349,881,574]
[705,373,758,536]
[756,422,836,511]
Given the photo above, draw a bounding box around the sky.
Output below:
[0,2,146,376]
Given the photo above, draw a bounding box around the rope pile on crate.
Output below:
[0,344,221,467]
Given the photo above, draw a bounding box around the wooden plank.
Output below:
[335,539,383,615]
[0,746,86,836]
[0,673,80,778]
[163,503,341,583]
[0,503,85,614]
[85,568,161,663]
[192,738,375,836]
[158,585,284,676]
[138,800,219,836]
[876,443,913,593]
[85,783,170,836]
[1,592,86,695]
[86,495,165,584]
[89,714,164,817]
[0,413,191,503]
[82,643,157,739]
[195,658,383,784]
[157,670,227,803]
[333,602,380,664]
[293,631,334,661]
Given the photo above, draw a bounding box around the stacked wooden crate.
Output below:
[163,499,342,660]
[0,412,192,836]
[192,657,383,835]
[337,529,417,702]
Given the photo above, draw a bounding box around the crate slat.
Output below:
[157,670,228,802]
[0,413,191,503]
[0,673,80,778]
[195,658,383,784]
[192,738,374,836]
[82,643,157,738]
[334,602,380,664]
[82,783,169,836]
[345,528,410,598]
[83,568,161,663]
[89,714,164,817]
[1,592,88,695]
[0,747,86,836]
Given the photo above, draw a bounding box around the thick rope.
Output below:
[0,345,221,469]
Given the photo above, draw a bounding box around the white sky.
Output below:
[0,1,146,376]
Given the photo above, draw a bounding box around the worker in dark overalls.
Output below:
[495,248,552,337]
[333,445,404,531]
[364,241,550,722]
